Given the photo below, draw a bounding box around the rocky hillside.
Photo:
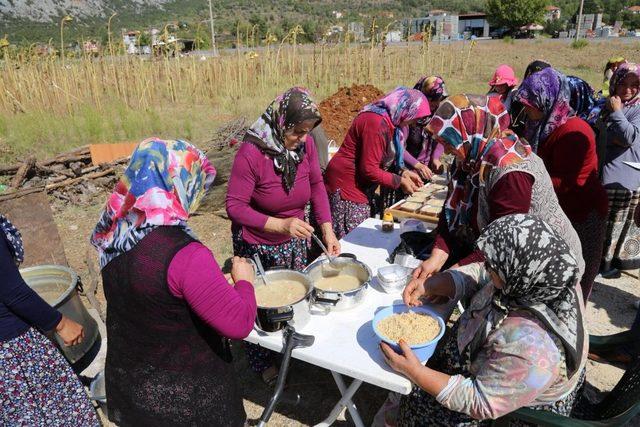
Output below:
[0,0,173,23]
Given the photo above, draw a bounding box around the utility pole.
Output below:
[208,0,218,56]
[575,0,585,41]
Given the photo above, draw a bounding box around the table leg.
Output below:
[314,372,365,427]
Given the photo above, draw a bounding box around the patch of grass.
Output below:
[571,39,589,49]
[502,36,514,44]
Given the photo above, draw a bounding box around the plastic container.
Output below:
[376,264,411,293]
[382,213,394,233]
[372,304,445,362]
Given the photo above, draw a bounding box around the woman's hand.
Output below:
[431,159,443,174]
[413,162,434,180]
[380,340,423,379]
[55,315,84,347]
[403,277,427,306]
[412,249,448,280]
[608,95,623,112]
[320,224,341,256]
[403,273,454,306]
[279,217,314,239]
[231,256,255,284]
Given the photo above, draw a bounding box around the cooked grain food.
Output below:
[430,191,447,201]
[401,201,422,212]
[420,205,441,215]
[377,312,440,345]
[426,198,445,207]
[407,193,428,203]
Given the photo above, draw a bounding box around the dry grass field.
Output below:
[0,37,637,163]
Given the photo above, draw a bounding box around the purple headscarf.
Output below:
[609,62,640,107]
[362,87,430,169]
[514,68,575,151]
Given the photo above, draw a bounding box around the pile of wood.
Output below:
[0,146,127,203]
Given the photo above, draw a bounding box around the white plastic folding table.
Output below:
[245,218,454,426]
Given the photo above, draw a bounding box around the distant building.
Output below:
[385,30,402,43]
[403,10,459,40]
[458,12,490,38]
[348,22,365,42]
[628,5,640,14]
[578,13,603,31]
[544,6,561,21]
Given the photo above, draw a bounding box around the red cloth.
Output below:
[324,112,402,204]
[433,171,534,266]
[168,242,256,340]
[538,117,608,223]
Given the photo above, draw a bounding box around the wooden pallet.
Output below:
[385,199,440,224]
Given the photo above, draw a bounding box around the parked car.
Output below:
[490,27,510,39]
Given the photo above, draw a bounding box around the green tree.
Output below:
[486,0,549,32]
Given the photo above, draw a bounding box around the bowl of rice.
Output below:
[372,304,445,362]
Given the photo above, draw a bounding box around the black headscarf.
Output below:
[245,87,322,192]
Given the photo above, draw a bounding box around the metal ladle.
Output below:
[310,233,350,276]
[253,253,270,286]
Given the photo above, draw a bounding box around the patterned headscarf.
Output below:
[245,87,322,192]
[460,214,583,378]
[426,94,530,232]
[414,75,448,101]
[362,87,430,169]
[515,67,574,151]
[523,60,551,80]
[0,214,24,266]
[609,62,640,107]
[90,138,216,269]
[567,76,596,120]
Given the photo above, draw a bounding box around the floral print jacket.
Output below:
[435,263,588,420]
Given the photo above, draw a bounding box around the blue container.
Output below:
[373,304,445,362]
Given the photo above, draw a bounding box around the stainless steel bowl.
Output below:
[377,264,411,293]
[254,269,313,332]
[304,255,372,314]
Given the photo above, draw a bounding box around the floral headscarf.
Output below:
[362,87,430,169]
[609,62,640,107]
[515,67,574,151]
[459,214,584,378]
[245,87,322,192]
[414,76,448,101]
[90,138,216,269]
[0,214,24,266]
[426,94,530,232]
[567,76,596,120]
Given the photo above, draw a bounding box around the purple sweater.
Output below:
[226,137,332,245]
[167,242,256,340]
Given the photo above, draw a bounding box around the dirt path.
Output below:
[52,192,639,425]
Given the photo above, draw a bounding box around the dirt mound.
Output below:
[319,84,385,144]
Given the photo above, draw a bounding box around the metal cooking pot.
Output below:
[254,269,313,333]
[304,255,372,314]
[20,265,100,364]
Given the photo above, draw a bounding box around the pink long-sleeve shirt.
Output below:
[167,242,257,340]
[226,136,332,245]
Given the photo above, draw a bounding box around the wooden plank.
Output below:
[0,191,68,267]
[89,142,138,166]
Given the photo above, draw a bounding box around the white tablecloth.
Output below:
[246,218,447,395]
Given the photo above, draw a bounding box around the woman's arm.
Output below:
[357,117,402,189]
[608,108,640,147]
[0,235,62,332]
[168,242,257,340]
[436,316,561,420]
[455,171,533,267]
[225,144,270,230]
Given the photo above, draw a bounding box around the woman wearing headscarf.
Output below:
[324,87,430,238]
[602,57,627,97]
[0,215,98,426]
[387,214,588,426]
[226,87,338,382]
[91,138,256,426]
[515,67,608,300]
[598,63,640,275]
[511,60,553,136]
[412,94,584,282]
[406,76,449,175]
[487,64,518,111]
